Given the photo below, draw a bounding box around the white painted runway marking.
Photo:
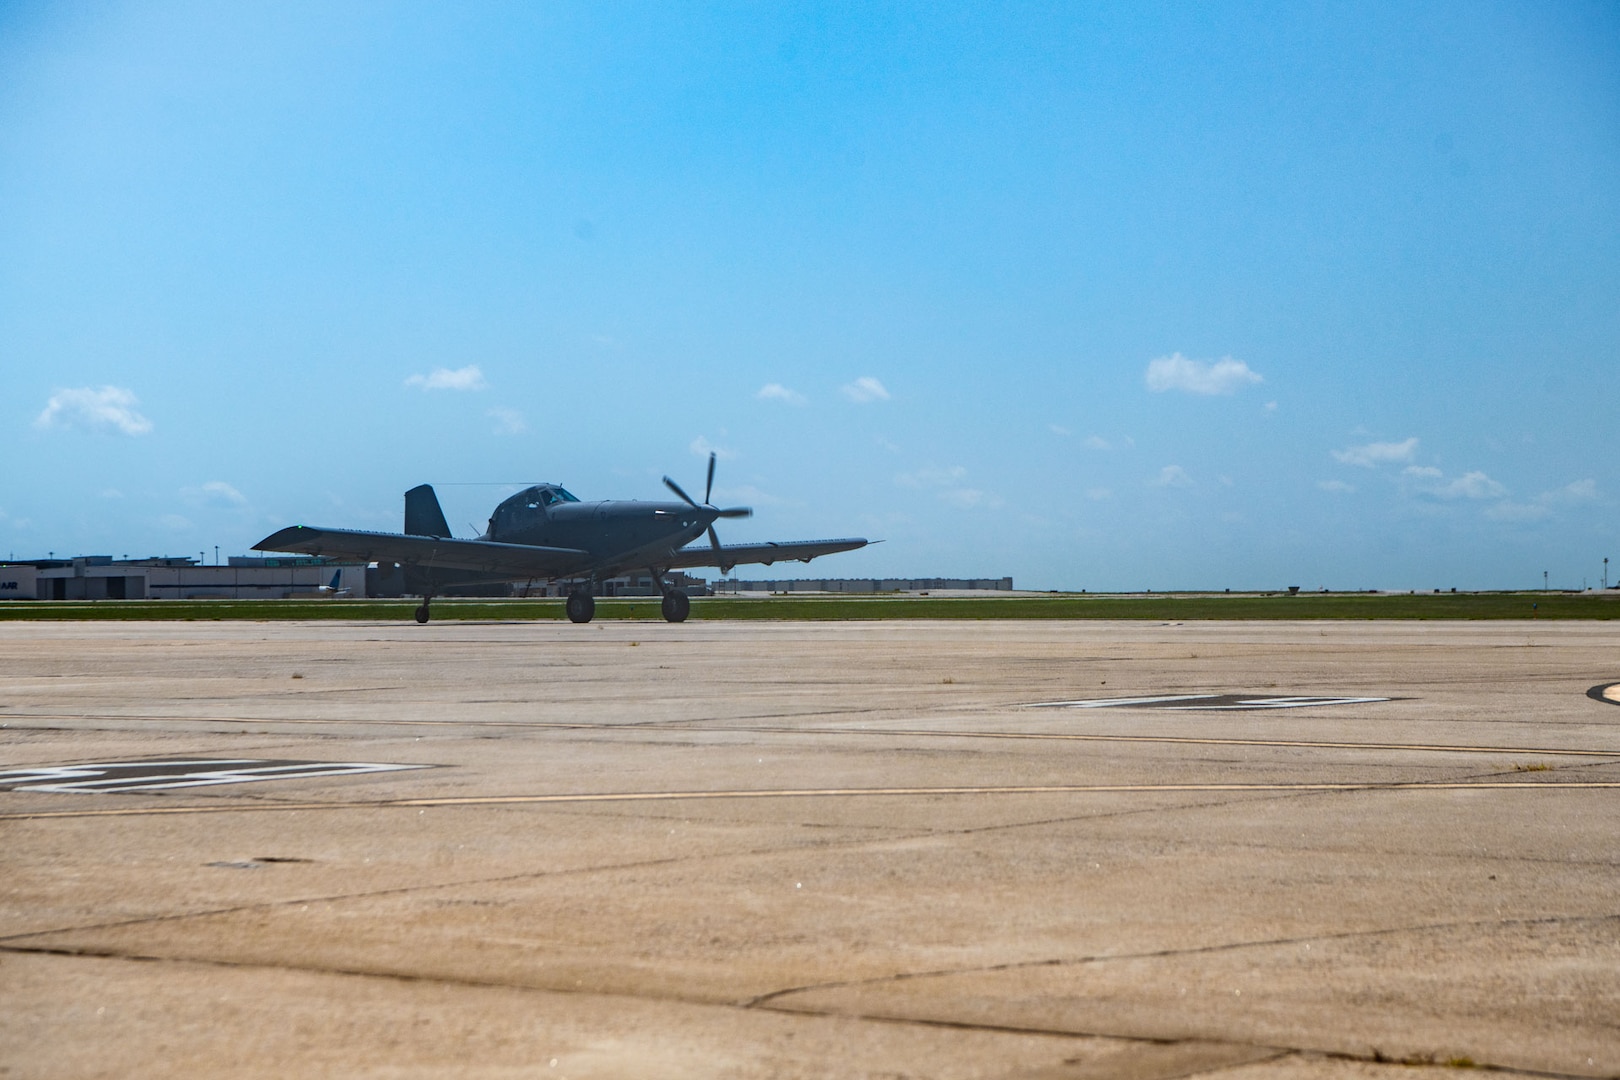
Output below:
[815,729,1620,758]
[0,759,430,794]
[1026,693,1391,710]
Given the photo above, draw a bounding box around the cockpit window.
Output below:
[499,485,578,521]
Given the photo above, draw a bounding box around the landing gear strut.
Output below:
[566,587,596,624]
[646,566,689,622]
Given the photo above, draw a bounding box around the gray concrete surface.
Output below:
[1,619,1617,1079]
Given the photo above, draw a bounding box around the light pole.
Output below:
[1543,570,1549,591]
[1605,557,1610,590]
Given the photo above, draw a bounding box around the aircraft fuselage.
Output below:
[485,487,713,575]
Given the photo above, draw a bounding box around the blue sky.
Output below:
[2,1,1616,590]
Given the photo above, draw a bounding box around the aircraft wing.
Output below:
[664,537,870,572]
[255,526,593,578]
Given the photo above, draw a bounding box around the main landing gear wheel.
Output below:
[566,590,596,624]
[414,603,430,624]
[660,589,690,623]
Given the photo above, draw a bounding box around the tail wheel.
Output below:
[566,590,596,624]
[660,589,690,623]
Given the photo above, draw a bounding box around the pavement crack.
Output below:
[0,823,957,945]
[0,943,1608,1080]
[741,911,1620,1009]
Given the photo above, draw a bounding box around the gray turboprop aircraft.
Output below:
[254,453,869,624]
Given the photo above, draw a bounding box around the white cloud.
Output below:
[159,514,193,531]
[1548,478,1598,503]
[1333,438,1419,467]
[100,489,124,499]
[1086,487,1112,500]
[201,481,247,506]
[1144,353,1263,395]
[1083,435,1111,451]
[1484,502,1550,523]
[179,482,250,515]
[1152,465,1194,488]
[757,383,808,406]
[1317,479,1356,494]
[488,407,526,435]
[1485,479,1599,522]
[1048,424,1071,437]
[896,465,967,489]
[690,435,735,460]
[1442,471,1508,499]
[940,488,989,509]
[35,386,153,436]
[895,464,995,509]
[1402,466,1506,500]
[1264,401,1279,413]
[841,376,890,403]
[405,365,487,391]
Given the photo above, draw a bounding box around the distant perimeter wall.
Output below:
[717,577,1013,593]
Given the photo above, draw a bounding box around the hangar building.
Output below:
[0,557,367,600]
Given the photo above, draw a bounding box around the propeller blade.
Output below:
[716,507,752,519]
[663,475,698,507]
[704,451,716,505]
[708,525,734,573]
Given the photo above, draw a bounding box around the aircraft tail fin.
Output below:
[405,484,452,538]
[328,570,342,591]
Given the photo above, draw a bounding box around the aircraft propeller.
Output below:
[664,452,752,571]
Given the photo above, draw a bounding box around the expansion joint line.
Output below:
[0,821,971,946]
[3,941,1600,1079]
[5,778,1620,822]
[742,911,1620,1008]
